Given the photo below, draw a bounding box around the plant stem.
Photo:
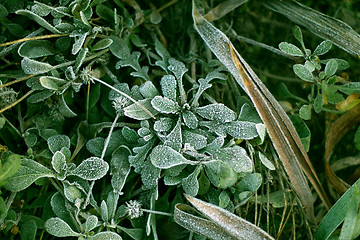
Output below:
[101,114,120,159]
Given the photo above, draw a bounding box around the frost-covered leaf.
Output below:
[109,36,131,59]
[168,58,187,80]
[182,110,198,129]
[21,57,53,74]
[140,160,161,190]
[225,121,258,140]
[52,151,66,173]
[182,167,200,196]
[63,181,82,203]
[160,75,176,101]
[0,154,21,186]
[324,59,338,77]
[164,118,182,151]
[154,118,173,132]
[74,47,88,72]
[45,217,81,237]
[236,173,263,192]
[258,152,275,170]
[129,140,154,173]
[192,71,226,106]
[72,32,88,55]
[59,95,77,117]
[139,81,159,99]
[18,40,56,58]
[111,146,131,194]
[150,145,193,169]
[183,130,207,150]
[238,103,262,123]
[68,157,109,181]
[124,98,158,120]
[212,146,252,173]
[90,231,122,240]
[337,82,360,95]
[5,158,55,192]
[293,26,304,48]
[85,215,98,233]
[195,103,236,122]
[204,160,238,189]
[293,64,314,82]
[100,200,109,222]
[86,137,104,157]
[151,96,180,114]
[278,42,304,56]
[16,9,61,33]
[299,105,312,120]
[121,126,138,143]
[108,83,132,100]
[40,76,67,91]
[47,135,70,154]
[313,40,332,56]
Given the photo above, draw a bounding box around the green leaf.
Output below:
[337,82,360,94]
[50,192,77,230]
[0,154,21,186]
[5,158,55,192]
[139,81,159,99]
[339,185,359,240]
[90,231,122,240]
[212,146,252,173]
[314,178,360,240]
[51,151,66,174]
[182,110,199,129]
[299,105,312,120]
[100,200,109,222]
[219,191,231,208]
[153,118,174,132]
[204,160,238,189]
[195,103,236,122]
[45,217,81,237]
[39,76,67,91]
[290,115,311,152]
[63,182,82,203]
[74,47,88,72]
[182,166,200,196]
[71,32,88,55]
[160,75,177,102]
[20,220,37,240]
[111,146,131,194]
[314,40,332,56]
[109,36,131,59]
[95,4,114,22]
[293,25,304,48]
[314,91,323,113]
[278,42,304,56]
[124,98,158,120]
[16,9,61,33]
[47,135,70,154]
[183,130,207,150]
[258,152,275,170]
[150,145,193,169]
[225,121,258,140]
[236,173,262,192]
[21,57,54,75]
[18,40,56,58]
[68,157,109,181]
[151,96,180,114]
[168,58,188,80]
[59,95,77,117]
[0,4,8,18]
[293,64,314,82]
[324,59,338,77]
[84,215,98,233]
[164,118,182,151]
[354,126,360,150]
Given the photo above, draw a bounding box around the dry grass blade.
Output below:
[325,104,360,195]
[192,1,331,221]
[262,0,360,57]
[183,195,275,240]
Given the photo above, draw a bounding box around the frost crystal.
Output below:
[125,200,143,219]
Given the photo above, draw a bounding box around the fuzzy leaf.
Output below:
[299,105,312,120]
[39,76,67,91]
[258,152,275,170]
[278,42,304,56]
[90,231,122,240]
[168,58,187,80]
[337,82,360,95]
[183,130,207,150]
[68,157,109,181]
[0,154,21,186]
[16,9,61,33]
[150,145,193,169]
[5,158,55,192]
[72,32,88,55]
[153,118,173,132]
[160,75,177,101]
[225,121,258,140]
[212,146,252,173]
[111,146,131,194]
[182,167,200,196]
[139,81,159,99]
[324,59,338,77]
[182,110,198,129]
[51,151,66,174]
[18,40,56,58]
[314,40,332,56]
[195,103,236,122]
[123,98,158,120]
[164,118,182,151]
[47,135,70,154]
[151,96,180,114]
[85,215,98,233]
[204,160,238,189]
[293,64,314,82]
[21,57,53,74]
[45,217,81,237]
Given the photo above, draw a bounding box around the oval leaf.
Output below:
[313,40,332,56]
[293,64,314,82]
[18,40,56,58]
[47,135,70,154]
[124,98,158,120]
[45,217,80,237]
[150,145,193,169]
[90,231,122,240]
[324,59,338,77]
[279,42,304,56]
[69,157,109,180]
[151,96,180,114]
[16,10,61,33]
[21,57,53,75]
[195,103,236,122]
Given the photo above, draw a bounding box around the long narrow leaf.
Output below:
[192,1,331,221]
[262,0,360,57]
[174,195,274,240]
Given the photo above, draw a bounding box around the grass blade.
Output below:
[192,1,331,221]
[262,0,360,57]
